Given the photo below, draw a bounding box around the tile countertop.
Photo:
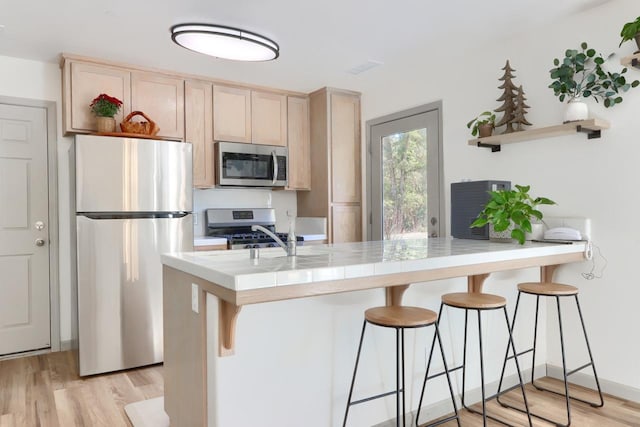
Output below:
[163,238,586,292]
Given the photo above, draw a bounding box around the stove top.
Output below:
[204,208,303,249]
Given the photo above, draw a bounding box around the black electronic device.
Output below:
[451,180,511,240]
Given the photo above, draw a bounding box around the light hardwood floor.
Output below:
[0,351,638,426]
[0,351,162,427]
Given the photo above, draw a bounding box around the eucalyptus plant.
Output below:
[549,41,639,107]
[470,184,556,244]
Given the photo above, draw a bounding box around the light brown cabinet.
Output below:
[213,86,287,146]
[185,80,214,188]
[131,72,184,140]
[213,85,251,143]
[251,91,287,146]
[63,58,184,140]
[286,96,310,190]
[297,88,362,243]
[65,62,131,133]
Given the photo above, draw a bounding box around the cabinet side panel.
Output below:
[330,93,361,204]
[186,80,214,188]
[286,96,310,190]
[297,91,329,218]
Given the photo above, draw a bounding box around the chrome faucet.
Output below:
[251,225,296,257]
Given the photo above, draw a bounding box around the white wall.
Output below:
[353,0,640,396]
[0,55,75,344]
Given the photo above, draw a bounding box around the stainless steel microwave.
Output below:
[215,141,288,187]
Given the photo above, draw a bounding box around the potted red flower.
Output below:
[90,93,123,133]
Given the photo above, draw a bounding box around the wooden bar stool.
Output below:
[343,306,459,427]
[419,293,532,427]
[496,282,604,427]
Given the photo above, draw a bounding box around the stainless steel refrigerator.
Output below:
[74,134,192,376]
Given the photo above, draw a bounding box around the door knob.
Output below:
[35,239,45,247]
[35,221,45,230]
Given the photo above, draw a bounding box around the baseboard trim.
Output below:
[546,364,640,403]
[373,365,546,427]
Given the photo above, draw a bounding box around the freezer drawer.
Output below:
[75,135,192,213]
[76,214,192,376]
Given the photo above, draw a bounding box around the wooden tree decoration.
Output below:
[494,60,518,134]
[512,85,532,131]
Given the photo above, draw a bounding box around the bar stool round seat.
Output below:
[517,282,578,296]
[365,306,437,328]
[441,292,506,309]
[344,305,460,427]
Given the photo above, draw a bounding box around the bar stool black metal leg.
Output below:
[434,322,461,427]
[396,327,401,427]
[531,295,542,390]
[343,320,367,427]
[557,296,572,426]
[401,327,406,427]
[460,309,469,410]
[503,306,533,427]
[478,311,487,427]
[496,292,522,407]
[575,296,604,407]
[416,304,461,427]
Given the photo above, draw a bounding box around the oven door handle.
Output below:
[271,150,278,185]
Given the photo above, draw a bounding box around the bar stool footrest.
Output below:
[349,389,403,406]
[417,414,459,427]
[532,378,604,408]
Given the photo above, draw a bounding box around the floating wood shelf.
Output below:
[621,52,640,69]
[468,118,610,152]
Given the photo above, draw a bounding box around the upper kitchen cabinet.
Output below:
[62,56,184,139]
[251,91,287,146]
[286,96,310,190]
[131,72,184,140]
[64,61,131,133]
[213,85,252,143]
[297,88,362,243]
[185,80,214,188]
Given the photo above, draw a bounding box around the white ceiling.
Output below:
[0,0,612,92]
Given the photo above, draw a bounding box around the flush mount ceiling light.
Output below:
[171,23,279,62]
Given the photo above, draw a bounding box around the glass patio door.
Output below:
[369,107,442,241]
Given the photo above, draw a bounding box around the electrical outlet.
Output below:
[191,283,199,313]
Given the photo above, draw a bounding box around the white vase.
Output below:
[564,98,588,123]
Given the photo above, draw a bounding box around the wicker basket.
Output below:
[120,111,159,136]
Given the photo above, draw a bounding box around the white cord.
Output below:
[581,242,607,280]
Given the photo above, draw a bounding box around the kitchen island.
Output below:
[161,238,586,426]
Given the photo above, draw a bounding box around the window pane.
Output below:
[382,128,428,240]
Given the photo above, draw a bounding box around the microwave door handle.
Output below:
[271,150,278,185]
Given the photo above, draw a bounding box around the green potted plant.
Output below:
[619,16,640,51]
[549,42,639,122]
[90,93,123,133]
[467,111,496,138]
[470,184,556,244]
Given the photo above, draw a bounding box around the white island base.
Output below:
[162,239,586,426]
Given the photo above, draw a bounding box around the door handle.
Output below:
[271,151,278,185]
[35,238,46,247]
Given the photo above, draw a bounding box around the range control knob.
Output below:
[252,244,261,248]
[268,243,276,247]
[244,244,253,249]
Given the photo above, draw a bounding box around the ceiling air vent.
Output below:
[348,60,383,75]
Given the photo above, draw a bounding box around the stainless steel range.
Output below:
[206,208,303,249]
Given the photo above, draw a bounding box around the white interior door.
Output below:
[0,103,51,355]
